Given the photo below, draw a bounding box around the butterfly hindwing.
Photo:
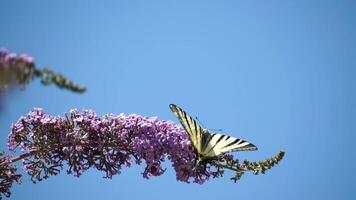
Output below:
[202,133,257,158]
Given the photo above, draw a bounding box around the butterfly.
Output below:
[169,104,257,164]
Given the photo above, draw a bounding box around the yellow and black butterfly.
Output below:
[169,104,257,164]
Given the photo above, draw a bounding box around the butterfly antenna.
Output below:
[195,116,205,127]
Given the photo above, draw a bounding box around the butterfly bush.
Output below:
[0,48,35,90]
[1,108,284,198]
[6,108,208,183]
[0,48,86,93]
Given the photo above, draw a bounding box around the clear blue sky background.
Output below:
[0,1,355,199]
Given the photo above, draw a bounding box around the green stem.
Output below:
[211,150,285,175]
[34,67,86,93]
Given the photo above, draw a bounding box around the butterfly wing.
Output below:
[169,104,207,154]
[170,104,258,161]
[201,132,258,158]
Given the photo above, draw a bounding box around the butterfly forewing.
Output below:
[169,104,205,153]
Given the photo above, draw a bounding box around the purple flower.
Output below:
[19,54,34,64]
[0,48,9,57]
[3,108,285,199]
[0,152,22,198]
[8,108,211,183]
[0,48,35,89]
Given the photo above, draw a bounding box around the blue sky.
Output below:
[0,0,355,199]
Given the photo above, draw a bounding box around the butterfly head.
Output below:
[202,128,209,134]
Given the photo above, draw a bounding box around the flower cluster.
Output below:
[0,48,35,90]
[3,108,285,199]
[0,48,86,93]
[8,108,209,184]
[0,152,22,198]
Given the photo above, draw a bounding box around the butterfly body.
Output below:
[169,104,257,165]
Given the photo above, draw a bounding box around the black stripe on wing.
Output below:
[203,134,224,155]
[170,104,193,135]
[221,137,258,152]
[201,133,213,153]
